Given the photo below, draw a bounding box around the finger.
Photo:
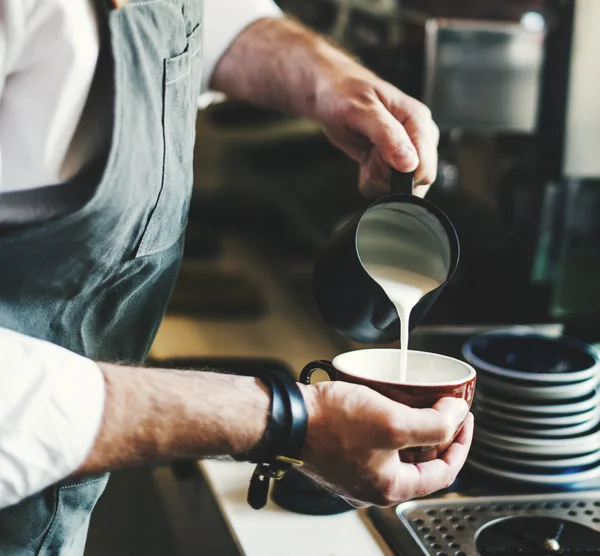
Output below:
[323,128,366,164]
[414,181,432,199]
[346,102,419,173]
[426,412,474,472]
[359,150,391,198]
[448,412,475,451]
[399,112,439,188]
[387,397,470,449]
[388,93,439,188]
[324,128,387,198]
[430,412,474,472]
[388,414,474,503]
[324,129,392,198]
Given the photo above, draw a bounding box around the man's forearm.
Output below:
[76,364,270,476]
[0,328,472,509]
[210,17,440,193]
[211,17,357,119]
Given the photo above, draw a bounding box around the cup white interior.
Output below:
[332,349,475,386]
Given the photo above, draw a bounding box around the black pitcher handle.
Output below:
[391,170,414,195]
[300,360,335,384]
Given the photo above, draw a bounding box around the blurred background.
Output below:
[184,0,598,344]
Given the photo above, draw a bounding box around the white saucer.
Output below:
[475,388,598,415]
[476,373,597,401]
[477,413,600,438]
[468,457,600,486]
[474,423,600,457]
[471,445,600,469]
[473,401,599,426]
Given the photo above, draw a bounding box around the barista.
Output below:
[0,0,473,553]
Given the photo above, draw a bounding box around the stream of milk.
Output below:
[363,264,442,382]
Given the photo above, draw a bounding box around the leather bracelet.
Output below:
[262,368,308,459]
[232,374,287,464]
[233,369,308,510]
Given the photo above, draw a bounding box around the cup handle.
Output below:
[300,360,335,384]
[391,171,414,195]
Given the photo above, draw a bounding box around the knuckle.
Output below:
[425,410,454,444]
[439,414,457,443]
[332,98,359,122]
[408,99,432,121]
[350,83,379,106]
[337,89,377,122]
[383,416,407,445]
[419,104,433,120]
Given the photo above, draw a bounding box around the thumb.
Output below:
[386,397,470,449]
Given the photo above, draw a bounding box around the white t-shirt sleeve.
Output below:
[202,0,283,92]
[0,0,99,193]
[0,328,105,510]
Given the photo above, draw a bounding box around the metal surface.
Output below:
[563,0,600,178]
[371,491,600,556]
[423,18,544,132]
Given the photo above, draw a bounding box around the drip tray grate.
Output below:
[377,491,600,555]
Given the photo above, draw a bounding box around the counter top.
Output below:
[197,460,393,556]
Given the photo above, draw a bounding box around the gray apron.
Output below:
[0,0,203,553]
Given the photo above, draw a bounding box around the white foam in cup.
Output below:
[332,349,475,386]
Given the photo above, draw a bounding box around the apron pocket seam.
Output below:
[59,478,106,491]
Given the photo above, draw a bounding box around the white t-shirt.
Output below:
[0,0,281,509]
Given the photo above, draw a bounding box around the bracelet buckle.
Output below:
[247,455,304,509]
[275,455,304,467]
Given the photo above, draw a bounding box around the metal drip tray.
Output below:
[371,491,600,555]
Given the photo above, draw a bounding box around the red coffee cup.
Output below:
[301,349,476,462]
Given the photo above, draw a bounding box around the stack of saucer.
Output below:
[462,330,600,486]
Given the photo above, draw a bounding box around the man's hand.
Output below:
[212,18,439,198]
[299,381,473,507]
[313,59,439,198]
